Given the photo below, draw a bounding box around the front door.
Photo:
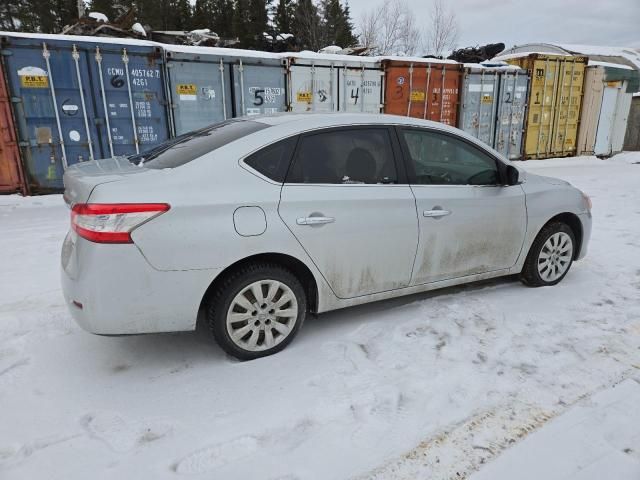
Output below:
[278,126,418,299]
[398,127,527,285]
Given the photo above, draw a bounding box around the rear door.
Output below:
[278,126,418,299]
[398,127,526,285]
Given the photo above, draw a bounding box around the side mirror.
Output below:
[506,165,520,186]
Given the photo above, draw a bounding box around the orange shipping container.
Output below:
[0,59,27,195]
[382,59,463,126]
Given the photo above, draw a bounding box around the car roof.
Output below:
[244,113,509,163]
[252,112,455,131]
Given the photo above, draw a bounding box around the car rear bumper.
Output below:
[61,232,220,335]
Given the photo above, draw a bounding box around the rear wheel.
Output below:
[520,222,575,287]
[207,263,306,360]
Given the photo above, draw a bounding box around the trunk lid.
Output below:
[62,157,148,205]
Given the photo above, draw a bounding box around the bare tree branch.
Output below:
[423,0,459,56]
[357,0,421,55]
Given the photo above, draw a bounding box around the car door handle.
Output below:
[296,216,335,225]
[423,209,451,218]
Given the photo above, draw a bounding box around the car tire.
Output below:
[520,222,576,287]
[207,263,307,360]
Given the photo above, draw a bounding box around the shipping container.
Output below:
[0,58,28,194]
[381,58,462,126]
[458,64,529,159]
[504,53,587,159]
[285,53,383,113]
[623,96,640,151]
[165,46,286,135]
[577,64,637,157]
[0,32,171,191]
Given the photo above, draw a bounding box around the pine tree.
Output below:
[274,0,294,34]
[320,0,356,48]
[292,0,321,50]
[193,0,235,37]
[170,0,192,30]
[339,1,357,47]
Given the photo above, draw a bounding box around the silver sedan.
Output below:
[61,113,592,360]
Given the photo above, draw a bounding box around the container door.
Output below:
[91,46,169,157]
[340,67,382,113]
[232,62,286,116]
[524,58,561,159]
[384,64,460,126]
[4,41,101,190]
[288,64,336,113]
[594,86,618,156]
[611,84,632,155]
[623,98,640,151]
[576,67,604,156]
[0,59,27,194]
[550,58,584,157]
[459,71,499,148]
[494,72,528,160]
[167,58,231,135]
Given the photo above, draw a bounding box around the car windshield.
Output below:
[128,119,269,169]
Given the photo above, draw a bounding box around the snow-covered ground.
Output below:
[1,153,639,480]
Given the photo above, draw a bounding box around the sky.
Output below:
[347,0,640,52]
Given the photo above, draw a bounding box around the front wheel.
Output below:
[207,263,306,360]
[520,222,575,287]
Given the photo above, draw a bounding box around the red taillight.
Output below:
[71,203,170,244]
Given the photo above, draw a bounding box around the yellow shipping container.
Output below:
[505,54,587,159]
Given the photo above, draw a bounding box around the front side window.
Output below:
[286,128,398,184]
[401,129,499,185]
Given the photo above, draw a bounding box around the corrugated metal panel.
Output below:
[594,85,618,156]
[623,97,640,151]
[232,60,286,117]
[494,71,529,160]
[93,44,169,157]
[577,66,605,156]
[166,49,286,134]
[285,56,382,114]
[166,52,231,135]
[457,65,529,159]
[579,66,634,157]
[0,34,171,191]
[610,83,632,154]
[0,57,28,194]
[382,60,462,126]
[506,54,587,159]
[459,69,500,147]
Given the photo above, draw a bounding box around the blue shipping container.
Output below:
[0,33,171,191]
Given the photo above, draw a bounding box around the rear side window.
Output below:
[130,120,269,169]
[244,137,298,182]
[286,128,398,184]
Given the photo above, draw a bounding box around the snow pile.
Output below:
[88,12,108,23]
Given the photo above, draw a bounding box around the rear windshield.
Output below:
[129,119,269,169]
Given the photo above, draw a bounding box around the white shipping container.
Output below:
[284,53,383,114]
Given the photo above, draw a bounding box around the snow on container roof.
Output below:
[463,61,523,71]
[492,51,571,62]
[283,50,381,64]
[0,30,160,47]
[378,55,458,65]
[588,60,634,70]
[498,43,640,70]
[163,43,283,60]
